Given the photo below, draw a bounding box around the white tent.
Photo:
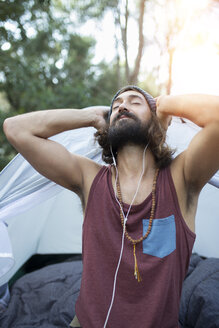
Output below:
[0,118,219,286]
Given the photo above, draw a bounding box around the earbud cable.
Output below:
[103,144,148,328]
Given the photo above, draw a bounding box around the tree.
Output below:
[0,1,96,111]
[142,0,185,95]
[73,0,148,86]
[0,0,118,169]
[145,0,217,95]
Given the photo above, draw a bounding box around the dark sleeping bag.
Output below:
[179,254,219,328]
[0,254,219,327]
[0,260,82,328]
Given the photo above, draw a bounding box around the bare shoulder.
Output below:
[70,153,103,208]
[170,153,199,233]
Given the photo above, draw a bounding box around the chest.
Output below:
[114,177,154,205]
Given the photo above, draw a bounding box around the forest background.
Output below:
[0,0,219,170]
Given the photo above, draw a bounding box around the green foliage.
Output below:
[139,72,161,98]
[83,61,125,107]
[72,0,119,21]
[0,0,122,170]
[0,109,17,171]
[1,1,94,111]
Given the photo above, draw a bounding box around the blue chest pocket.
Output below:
[142,215,176,258]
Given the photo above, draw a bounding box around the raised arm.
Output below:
[3,106,109,204]
[156,94,219,191]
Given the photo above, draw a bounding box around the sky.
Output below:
[171,0,219,94]
[77,0,219,95]
[1,0,219,96]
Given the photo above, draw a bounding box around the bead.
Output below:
[116,168,159,281]
[116,168,159,244]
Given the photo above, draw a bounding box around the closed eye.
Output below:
[112,105,119,111]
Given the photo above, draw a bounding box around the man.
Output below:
[3,85,219,327]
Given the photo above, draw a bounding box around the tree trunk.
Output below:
[129,0,146,85]
[114,11,121,89]
[167,47,174,95]
[120,0,130,82]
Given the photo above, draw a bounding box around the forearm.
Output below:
[3,107,106,146]
[157,94,219,127]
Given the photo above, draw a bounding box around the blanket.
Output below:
[0,260,82,328]
[179,254,219,328]
[0,254,218,328]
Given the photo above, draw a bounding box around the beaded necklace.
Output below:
[116,168,159,282]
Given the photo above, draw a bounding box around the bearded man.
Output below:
[3,85,219,328]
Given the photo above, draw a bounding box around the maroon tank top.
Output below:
[75,165,195,328]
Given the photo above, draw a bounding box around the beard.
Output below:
[108,111,151,153]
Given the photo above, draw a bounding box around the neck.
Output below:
[116,144,156,178]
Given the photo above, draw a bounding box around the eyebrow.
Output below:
[113,94,144,106]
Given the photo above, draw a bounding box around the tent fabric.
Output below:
[0,119,219,284]
[0,221,14,279]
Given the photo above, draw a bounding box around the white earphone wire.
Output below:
[103,144,148,328]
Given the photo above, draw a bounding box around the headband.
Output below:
[108,85,156,119]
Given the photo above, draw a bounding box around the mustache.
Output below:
[112,110,138,125]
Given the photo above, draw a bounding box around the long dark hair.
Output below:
[95,111,174,169]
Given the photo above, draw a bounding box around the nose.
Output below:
[118,100,128,112]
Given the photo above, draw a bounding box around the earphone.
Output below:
[103,143,148,328]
